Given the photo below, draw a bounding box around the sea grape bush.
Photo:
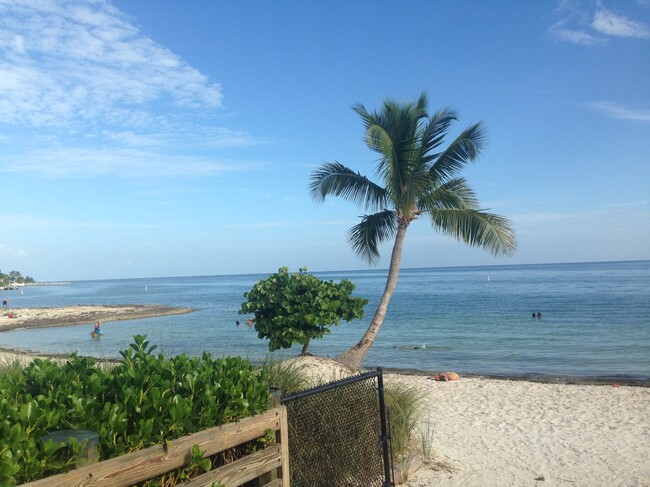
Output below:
[0,335,270,486]
[240,266,368,353]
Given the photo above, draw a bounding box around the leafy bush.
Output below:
[239,267,368,353]
[0,335,270,485]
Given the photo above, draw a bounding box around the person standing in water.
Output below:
[91,321,102,337]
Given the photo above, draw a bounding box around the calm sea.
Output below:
[1,261,649,380]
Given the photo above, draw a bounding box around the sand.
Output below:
[280,355,650,486]
[0,304,192,332]
[1,332,648,486]
[390,374,650,486]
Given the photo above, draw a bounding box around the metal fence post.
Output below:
[377,368,394,486]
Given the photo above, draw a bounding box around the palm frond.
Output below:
[309,161,387,211]
[419,177,480,211]
[352,102,377,130]
[428,208,516,256]
[314,94,516,268]
[365,124,394,156]
[429,122,486,182]
[362,94,432,207]
[347,210,397,264]
[419,108,458,164]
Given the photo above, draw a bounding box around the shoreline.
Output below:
[0,304,193,332]
[381,366,650,387]
[0,304,192,365]
[0,305,647,386]
[1,348,647,388]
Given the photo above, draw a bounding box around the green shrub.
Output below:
[239,267,367,353]
[0,335,270,485]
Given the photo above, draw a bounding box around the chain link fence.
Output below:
[281,369,393,487]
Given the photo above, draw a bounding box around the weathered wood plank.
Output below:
[181,444,282,487]
[20,407,285,487]
[262,479,283,487]
[278,404,290,487]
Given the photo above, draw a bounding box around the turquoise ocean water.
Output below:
[1,261,649,380]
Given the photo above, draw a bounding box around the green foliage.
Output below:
[0,335,270,485]
[239,267,368,353]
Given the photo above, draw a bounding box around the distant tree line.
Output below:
[0,269,35,287]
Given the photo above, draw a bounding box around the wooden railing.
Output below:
[21,406,289,487]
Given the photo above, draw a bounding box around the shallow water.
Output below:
[1,261,649,380]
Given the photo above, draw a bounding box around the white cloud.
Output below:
[549,21,605,45]
[0,147,268,179]
[586,101,650,121]
[592,8,650,38]
[549,1,650,44]
[0,0,269,178]
[0,243,28,257]
[0,0,222,128]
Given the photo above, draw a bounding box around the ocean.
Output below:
[1,261,649,381]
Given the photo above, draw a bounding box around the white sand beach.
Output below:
[392,374,650,486]
[1,335,648,486]
[269,354,650,486]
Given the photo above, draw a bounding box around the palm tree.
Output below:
[309,93,516,370]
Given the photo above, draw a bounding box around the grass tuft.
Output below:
[255,356,310,396]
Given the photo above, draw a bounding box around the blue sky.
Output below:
[1,0,649,281]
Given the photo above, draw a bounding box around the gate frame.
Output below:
[281,367,394,487]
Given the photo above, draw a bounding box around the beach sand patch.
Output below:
[0,304,193,332]
[282,353,357,386]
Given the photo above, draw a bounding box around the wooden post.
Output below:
[258,387,282,486]
[270,388,282,408]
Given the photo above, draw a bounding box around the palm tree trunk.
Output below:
[336,219,409,369]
